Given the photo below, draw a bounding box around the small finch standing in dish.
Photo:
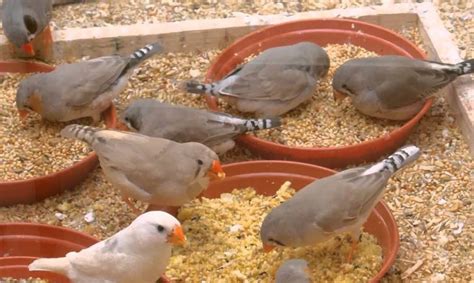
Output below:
[332,55,474,120]
[275,259,312,283]
[29,211,185,283]
[119,99,281,154]
[183,42,330,116]
[260,145,421,261]
[16,42,163,122]
[1,0,52,56]
[61,125,225,213]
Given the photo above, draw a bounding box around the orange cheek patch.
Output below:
[28,93,43,115]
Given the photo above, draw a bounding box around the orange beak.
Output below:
[333,90,348,102]
[115,120,130,131]
[263,243,275,253]
[167,225,186,245]
[21,43,35,56]
[208,160,225,180]
[18,109,29,120]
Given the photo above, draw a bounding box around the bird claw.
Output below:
[346,238,358,263]
[122,196,142,215]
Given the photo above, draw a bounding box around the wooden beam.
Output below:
[0,3,422,60]
[415,2,474,154]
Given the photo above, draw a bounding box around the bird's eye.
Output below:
[157,225,165,233]
[197,159,203,165]
[124,117,129,122]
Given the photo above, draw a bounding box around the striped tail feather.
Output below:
[361,145,421,176]
[127,42,164,69]
[60,124,102,145]
[455,59,474,75]
[181,80,218,96]
[243,117,282,131]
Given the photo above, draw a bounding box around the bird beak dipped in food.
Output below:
[167,224,186,246]
[208,160,226,180]
[18,109,30,121]
[333,89,348,103]
[263,243,275,253]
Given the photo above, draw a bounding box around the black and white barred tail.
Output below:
[361,145,421,176]
[455,59,474,75]
[127,42,164,69]
[428,58,474,75]
[60,124,102,145]
[183,80,218,95]
[243,117,282,131]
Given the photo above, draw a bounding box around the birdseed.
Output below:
[0,74,101,180]
[166,182,383,282]
[0,1,471,282]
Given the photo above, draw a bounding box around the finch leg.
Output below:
[121,195,142,215]
[346,236,359,263]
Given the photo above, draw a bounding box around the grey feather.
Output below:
[183,42,330,116]
[61,124,220,206]
[121,99,281,153]
[275,259,311,283]
[1,0,52,47]
[332,55,474,120]
[260,145,421,248]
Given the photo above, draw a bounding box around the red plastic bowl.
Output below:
[0,61,117,206]
[0,223,98,282]
[150,160,399,282]
[205,18,431,168]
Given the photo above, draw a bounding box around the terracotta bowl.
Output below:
[205,18,431,168]
[0,223,98,282]
[0,61,117,206]
[150,160,399,282]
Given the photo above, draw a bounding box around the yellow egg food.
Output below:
[167,181,383,282]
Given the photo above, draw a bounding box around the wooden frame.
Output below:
[0,2,472,154]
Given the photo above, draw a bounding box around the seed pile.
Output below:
[0,74,99,181]
[167,182,383,282]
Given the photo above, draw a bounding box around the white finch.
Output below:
[29,211,185,283]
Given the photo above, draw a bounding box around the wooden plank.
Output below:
[0,3,422,60]
[415,3,474,154]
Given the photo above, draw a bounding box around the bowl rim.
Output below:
[0,222,99,244]
[204,18,431,153]
[0,60,116,186]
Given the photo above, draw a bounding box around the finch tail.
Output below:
[60,124,102,145]
[181,80,218,96]
[454,59,474,75]
[127,42,164,69]
[361,145,421,176]
[243,117,282,131]
[29,257,70,276]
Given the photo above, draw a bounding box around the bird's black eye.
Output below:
[197,159,203,165]
[124,116,129,122]
[157,225,165,233]
[23,15,38,34]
